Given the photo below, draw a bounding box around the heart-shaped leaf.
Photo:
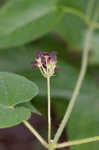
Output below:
[0,72,38,107]
[19,102,41,115]
[0,72,39,128]
[0,105,31,128]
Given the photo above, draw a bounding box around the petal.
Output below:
[51,56,56,62]
[41,56,46,64]
[42,52,49,56]
[50,51,57,56]
[35,50,41,58]
[55,66,59,70]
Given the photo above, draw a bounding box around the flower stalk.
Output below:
[32,51,59,146]
[47,76,51,143]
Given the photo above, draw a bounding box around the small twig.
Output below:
[23,120,48,149]
[55,136,99,148]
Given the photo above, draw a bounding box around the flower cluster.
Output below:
[32,51,59,78]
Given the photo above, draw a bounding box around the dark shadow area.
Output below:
[0,0,8,8]
[0,113,69,150]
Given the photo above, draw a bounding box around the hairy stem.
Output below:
[53,27,93,144]
[23,120,48,149]
[55,136,99,148]
[47,77,51,143]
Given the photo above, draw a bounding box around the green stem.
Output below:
[55,136,99,148]
[86,0,95,21]
[52,0,99,147]
[47,77,51,143]
[93,1,99,22]
[62,5,99,30]
[62,6,89,27]
[53,27,93,144]
[23,120,48,149]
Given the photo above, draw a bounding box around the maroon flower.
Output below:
[32,51,59,78]
[35,50,41,58]
[42,52,49,56]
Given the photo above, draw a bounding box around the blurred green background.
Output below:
[0,0,99,150]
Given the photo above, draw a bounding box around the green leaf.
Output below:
[0,72,38,107]
[0,0,61,48]
[0,72,39,128]
[19,102,41,115]
[54,0,89,49]
[58,0,88,13]
[0,105,31,128]
[0,45,33,72]
[54,13,86,49]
